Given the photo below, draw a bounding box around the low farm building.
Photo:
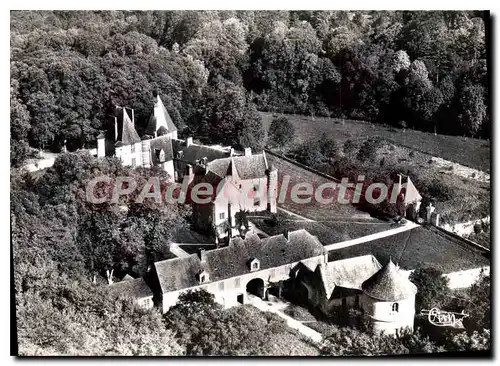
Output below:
[151,229,327,313]
[107,275,154,310]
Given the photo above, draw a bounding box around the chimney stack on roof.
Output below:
[230,147,235,156]
[244,147,252,156]
[186,137,193,147]
[114,116,118,141]
[198,248,207,262]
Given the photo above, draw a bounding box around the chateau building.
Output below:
[188,148,278,239]
[97,95,178,179]
[96,93,278,238]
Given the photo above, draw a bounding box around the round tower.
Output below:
[361,260,417,335]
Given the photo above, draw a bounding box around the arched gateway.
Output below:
[246,278,266,299]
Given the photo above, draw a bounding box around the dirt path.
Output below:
[324,220,420,251]
[247,295,323,344]
[277,207,315,222]
[431,156,490,183]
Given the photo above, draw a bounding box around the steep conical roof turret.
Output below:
[146,94,177,136]
[361,260,417,301]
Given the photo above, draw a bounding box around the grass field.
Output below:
[264,115,490,228]
[261,112,490,173]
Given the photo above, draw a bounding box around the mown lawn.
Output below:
[261,112,490,173]
[250,212,395,245]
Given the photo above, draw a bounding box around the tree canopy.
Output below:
[10,10,489,166]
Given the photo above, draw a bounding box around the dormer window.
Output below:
[198,270,209,284]
[391,302,399,313]
[249,258,260,272]
[154,148,166,163]
[177,151,184,159]
[155,148,166,163]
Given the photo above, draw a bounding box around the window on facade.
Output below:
[200,274,206,283]
[219,212,225,220]
[131,158,136,167]
[218,282,225,291]
[392,303,399,312]
[131,144,135,153]
[254,198,260,206]
[355,295,360,308]
[252,262,259,270]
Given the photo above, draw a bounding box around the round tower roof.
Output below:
[361,260,417,301]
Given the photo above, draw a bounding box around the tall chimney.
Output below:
[186,137,193,147]
[186,164,194,185]
[244,147,252,156]
[198,248,207,262]
[97,133,106,158]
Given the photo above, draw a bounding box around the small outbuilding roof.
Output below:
[318,255,382,299]
[107,277,153,300]
[361,260,417,302]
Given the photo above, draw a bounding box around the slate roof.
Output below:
[204,153,268,180]
[172,140,230,166]
[146,95,177,136]
[232,154,268,180]
[154,229,326,294]
[107,277,153,299]
[328,226,489,274]
[206,158,233,178]
[113,107,141,145]
[318,255,382,299]
[362,260,417,301]
[149,135,174,164]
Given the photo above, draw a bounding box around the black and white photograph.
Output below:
[9,6,491,357]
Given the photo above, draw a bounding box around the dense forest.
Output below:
[11,10,489,167]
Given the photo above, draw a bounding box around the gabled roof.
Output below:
[112,106,141,145]
[146,95,177,136]
[154,229,326,294]
[172,139,230,166]
[317,255,382,299]
[206,158,234,178]
[230,154,268,180]
[361,260,417,302]
[107,277,153,299]
[204,153,268,180]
